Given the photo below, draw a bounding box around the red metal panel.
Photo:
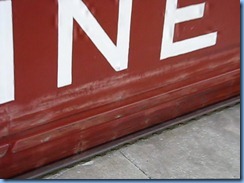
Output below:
[0,0,240,178]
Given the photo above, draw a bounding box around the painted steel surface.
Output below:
[0,0,240,178]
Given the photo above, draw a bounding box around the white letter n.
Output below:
[58,0,133,88]
[160,0,217,60]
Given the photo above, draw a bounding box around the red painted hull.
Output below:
[0,0,240,178]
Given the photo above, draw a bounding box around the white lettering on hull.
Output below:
[58,0,133,88]
[0,0,14,105]
[160,0,217,60]
[0,0,218,105]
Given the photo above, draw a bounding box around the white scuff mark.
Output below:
[41,136,51,143]
[82,160,94,166]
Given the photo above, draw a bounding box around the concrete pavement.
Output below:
[44,104,240,179]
